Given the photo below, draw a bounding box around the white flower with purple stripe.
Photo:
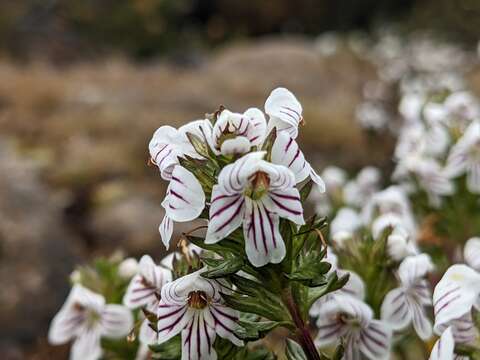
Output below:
[48,285,133,360]
[159,165,206,248]
[265,87,303,139]
[381,254,434,340]
[123,255,172,344]
[149,120,212,180]
[433,264,480,344]
[152,270,243,359]
[445,121,480,194]
[209,108,266,155]
[205,151,305,267]
[315,294,392,360]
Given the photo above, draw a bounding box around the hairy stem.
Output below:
[284,289,321,360]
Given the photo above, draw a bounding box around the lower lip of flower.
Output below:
[188,291,208,309]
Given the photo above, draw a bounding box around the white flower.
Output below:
[159,165,206,248]
[386,225,418,261]
[464,237,480,271]
[356,101,390,130]
[265,87,303,139]
[160,244,203,270]
[399,93,425,123]
[210,108,266,155]
[320,166,347,192]
[123,255,172,344]
[330,207,362,246]
[315,295,392,360]
[362,186,416,235]
[428,327,469,360]
[381,254,434,340]
[118,257,139,279]
[343,167,381,208]
[445,121,480,193]
[438,91,480,131]
[205,152,304,267]
[433,264,480,343]
[149,120,212,180]
[153,269,243,359]
[48,285,133,360]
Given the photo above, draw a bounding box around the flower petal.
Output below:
[159,214,174,249]
[271,131,310,183]
[265,88,302,139]
[464,237,480,271]
[70,327,103,360]
[380,288,411,331]
[149,126,181,180]
[209,305,243,346]
[265,188,305,225]
[101,304,134,338]
[429,326,455,360]
[205,186,245,244]
[217,152,266,195]
[156,304,191,345]
[398,254,434,288]
[181,310,218,360]
[359,320,392,360]
[243,198,286,267]
[244,108,267,146]
[467,162,480,194]
[433,265,480,335]
[410,300,433,340]
[139,319,158,345]
[220,137,251,155]
[163,166,205,222]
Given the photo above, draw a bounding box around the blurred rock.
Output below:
[0,140,80,356]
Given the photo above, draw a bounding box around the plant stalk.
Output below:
[284,289,321,360]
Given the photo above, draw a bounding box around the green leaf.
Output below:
[261,127,277,162]
[186,131,210,159]
[286,339,307,360]
[332,343,345,360]
[186,235,243,256]
[299,179,313,202]
[305,271,349,312]
[286,250,330,287]
[149,335,181,359]
[201,256,244,279]
[235,319,285,341]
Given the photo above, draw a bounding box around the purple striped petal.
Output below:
[381,288,411,330]
[163,166,205,223]
[429,326,455,360]
[217,152,266,195]
[398,254,434,289]
[243,199,286,267]
[71,327,103,360]
[159,214,174,249]
[205,186,245,244]
[265,88,302,139]
[433,265,480,335]
[359,320,392,360]
[410,299,433,340]
[101,304,134,339]
[156,305,191,345]
[149,126,181,181]
[271,131,310,184]
[266,188,305,225]
[209,305,243,346]
[181,310,217,360]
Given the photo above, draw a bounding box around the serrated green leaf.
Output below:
[187,235,243,256]
[305,272,349,312]
[286,250,330,287]
[201,256,244,279]
[235,319,285,341]
[286,339,307,360]
[186,131,210,158]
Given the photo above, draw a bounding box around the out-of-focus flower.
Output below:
[315,295,392,360]
[343,167,381,208]
[118,257,139,279]
[152,270,243,359]
[433,265,480,343]
[320,166,347,192]
[428,327,465,360]
[445,121,480,194]
[330,207,362,247]
[356,102,390,130]
[159,166,206,248]
[381,254,433,340]
[205,152,304,267]
[48,285,133,360]
[210,108,266,155]
[464,237,480,271]
[386,225,418,261]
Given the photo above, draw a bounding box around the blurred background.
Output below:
[1,0,480,358]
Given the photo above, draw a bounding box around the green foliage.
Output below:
[286,339,307,360]
[201,256,245,279]
[149,335,182,360]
